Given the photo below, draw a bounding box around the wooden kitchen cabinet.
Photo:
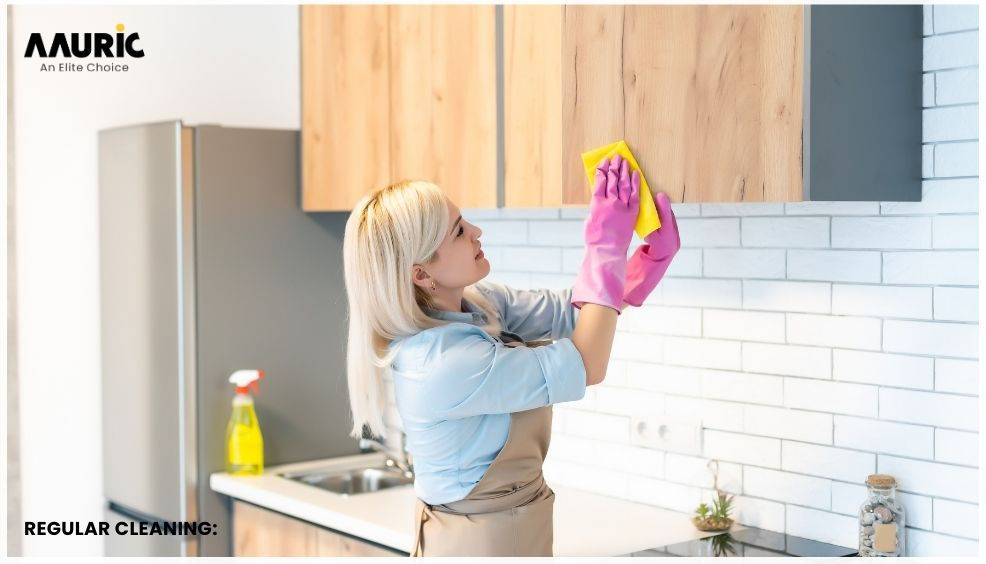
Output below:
[232,500,403,557]
[303,5,921,209]
[301,5,497,211]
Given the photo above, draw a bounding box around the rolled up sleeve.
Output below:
[475,281,579,341]
[424,324,587,419]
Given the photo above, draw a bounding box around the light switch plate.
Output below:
[630,416,703,455]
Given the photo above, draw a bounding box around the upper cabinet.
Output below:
[302,5,922,209]
[301,5,496,211]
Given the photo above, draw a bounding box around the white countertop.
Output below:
[210,453,738,556]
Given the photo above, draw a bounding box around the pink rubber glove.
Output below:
[622,192,681,307]
[571,154,640,313]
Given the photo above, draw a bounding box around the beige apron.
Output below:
[411,338,557,557]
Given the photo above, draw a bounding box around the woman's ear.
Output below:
[410,265,432,290]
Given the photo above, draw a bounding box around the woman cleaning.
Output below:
[342,154,680,556]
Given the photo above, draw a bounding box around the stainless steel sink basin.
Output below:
[280,465,414,495]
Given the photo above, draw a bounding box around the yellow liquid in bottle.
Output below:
[226,395,264,475]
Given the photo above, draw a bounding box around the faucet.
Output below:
[359,432,414,478]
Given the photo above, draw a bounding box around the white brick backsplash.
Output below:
[495,208,559,220]
[906,527,980,557]
[833,349,934,390]
[559,207,589,219]
[603,359,629,386]
[669,202,701,217]
[704,429,781,467]
[528,220,582,246]
[733,495,786,532]
[935,141,979,176]
[547,434,598,463]
[832,482,935,531]
[834,415,935,459]
[923,105,979,142]
[477,220,527,245]
[879,455,979,502]
[497,246,560,272]
[611,331,664,363]
[745,466,830,509]
[701,369,784,406]
[560,247,583,273]
[880,387,978,431]
[787,313,882,351]
[562,409,630,443]
[741,217,830,248]
[744,405,833,444]
[703,309,785,343]
[627,474,702,513]
[661,278,742,308]
[743,342,832,379]
[832,284,933,320]
[932,215,979,249]
[666,395,744,432]
[923,143,935,178]
[784,378,878,417]
[781,441,876,482]
[935,429,979,467]
[884,319,979,359]
[594,385,664,418]
[923,72,935,107]
[831,217,932,249]
[619,305,702,336]
[486,270,530,288]
[788,250,881,283]
[884,250,979,285]
[881,178,979,215]
[678,217,740,247]
[743,280,831,313]
[704,248,786,279]
[593,441,666,478]
[664,248,702,277]
[786,506,858,549]
[934,286,979,322]
[936,67,979,105]
[664,453,743,493]
[626,363,702,397]
[786,201,880,216]
[934,4,979,34]
[461,208,504,220]
[923,4,934,35]
[546,459,630,499]
[935,358,979,395]
[701,202,785,216]
[923,31,978,71]
[664,336,741,370]
[527,273,572,290]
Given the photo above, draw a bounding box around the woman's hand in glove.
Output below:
[571,153,640,312]
[622,191,681,307]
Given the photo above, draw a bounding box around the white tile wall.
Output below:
[384,5,979,557]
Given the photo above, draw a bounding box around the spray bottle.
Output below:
[225,369,265,475]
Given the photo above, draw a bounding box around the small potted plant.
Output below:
[692,459,735,532]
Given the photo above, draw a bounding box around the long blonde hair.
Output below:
[343,180,503,439]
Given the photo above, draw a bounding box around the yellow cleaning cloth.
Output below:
[581,140,661,239]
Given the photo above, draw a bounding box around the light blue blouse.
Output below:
[389,280,587,505]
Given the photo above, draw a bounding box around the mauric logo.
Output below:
[24,23,144,58]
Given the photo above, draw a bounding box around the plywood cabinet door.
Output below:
[562,5,804,204]
[302,5,497,211]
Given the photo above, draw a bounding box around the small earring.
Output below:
[431,281,437,291]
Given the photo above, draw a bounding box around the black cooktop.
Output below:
[622,527,858,557]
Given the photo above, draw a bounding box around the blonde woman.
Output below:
[342,154,680,556]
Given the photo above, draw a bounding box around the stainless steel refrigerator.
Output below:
[98,121,360,556]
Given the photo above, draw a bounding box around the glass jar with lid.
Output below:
[858,474,906,556]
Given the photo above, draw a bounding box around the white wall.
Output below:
[10,5,299,556]
[386,4,981,557]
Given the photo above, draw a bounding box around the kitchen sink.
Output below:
[279,465,414,495]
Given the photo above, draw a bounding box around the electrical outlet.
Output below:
[630,416,703,455]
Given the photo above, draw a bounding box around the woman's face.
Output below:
[414,199,490,293]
